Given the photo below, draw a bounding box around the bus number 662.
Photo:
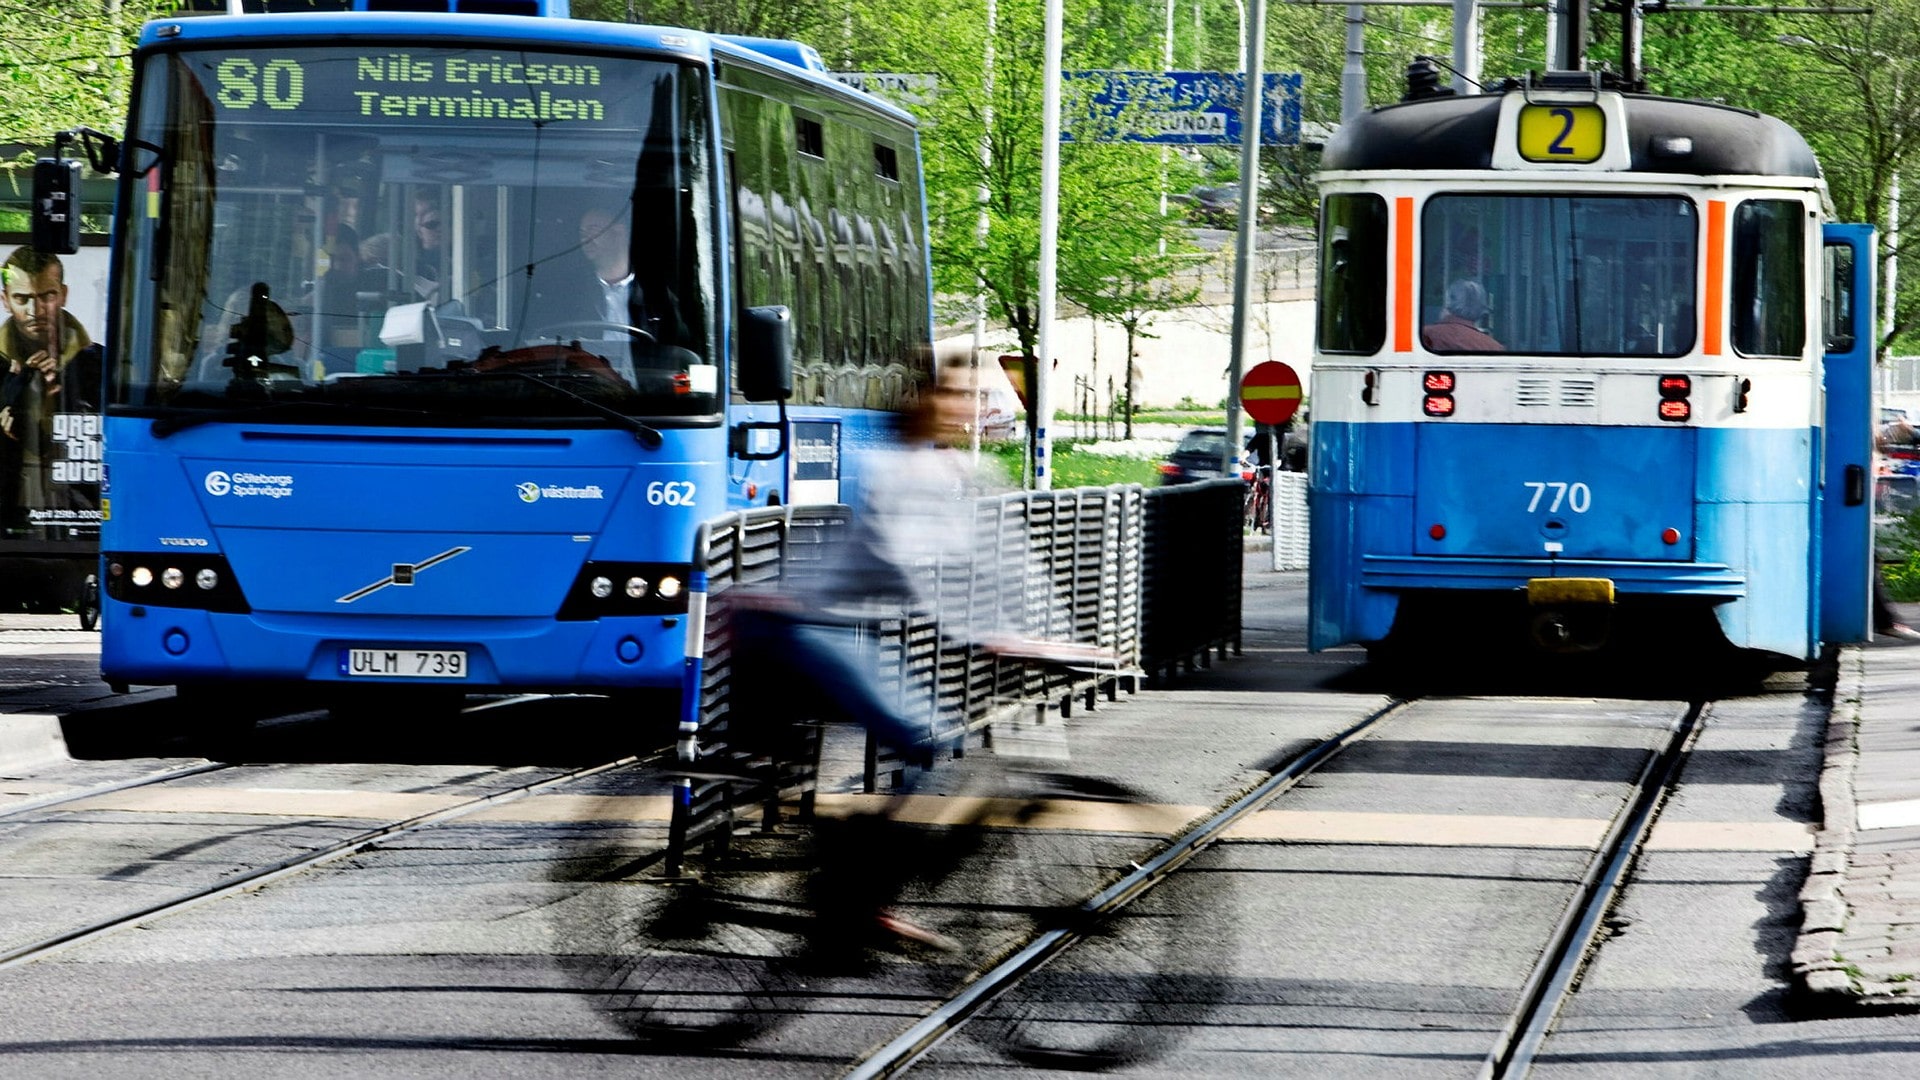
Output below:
[647,480,696,506]
[1523,481,1592,513]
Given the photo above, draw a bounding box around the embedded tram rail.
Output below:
[828,696,1714,1077]
[0,704,665,974]
[0,566,1846,1077]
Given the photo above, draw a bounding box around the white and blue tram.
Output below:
[1307,67,1878,663]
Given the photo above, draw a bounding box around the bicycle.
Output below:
[558,672,1234,1066]
[1243,465,1272,533]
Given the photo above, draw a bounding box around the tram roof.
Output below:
[1320,91,1820,179]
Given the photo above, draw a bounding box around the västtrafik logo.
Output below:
[517,481,605,503]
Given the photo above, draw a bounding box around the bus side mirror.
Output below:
[32,157,83,255]
[739,305,793,402]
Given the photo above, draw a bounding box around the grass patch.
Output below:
[980,439,1167,489]
[1880,508,1920,601]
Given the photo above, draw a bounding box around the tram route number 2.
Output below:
[1523,481,1592,514]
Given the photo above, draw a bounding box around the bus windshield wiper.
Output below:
[488,370,664,448]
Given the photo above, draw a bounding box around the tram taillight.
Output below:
[1422,370,1455,417]
[1658,374,1691,422]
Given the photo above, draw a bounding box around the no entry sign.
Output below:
[1241,361,1302,425]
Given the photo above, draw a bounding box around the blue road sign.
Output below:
[1065,71,1302,146]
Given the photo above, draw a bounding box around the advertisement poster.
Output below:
[0,235,106,546]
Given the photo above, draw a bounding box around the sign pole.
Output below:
[1034,0,1064,491]
[1223,0,1268,476]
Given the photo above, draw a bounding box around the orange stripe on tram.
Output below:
[1704,200,1725,356]
[1394,197,1415,353]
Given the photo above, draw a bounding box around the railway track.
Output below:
[0,688,1737,1076]
[0,752,648,973]
[825,694,1712,1076]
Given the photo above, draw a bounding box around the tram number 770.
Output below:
[1523,481,1592,514]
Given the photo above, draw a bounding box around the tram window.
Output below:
[1824,242,1856,353]
[1318,194,1387,354]
[1731,199,1806,358]
[1421,194,1695,358]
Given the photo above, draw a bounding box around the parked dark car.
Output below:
[1185,185,1239,228]
[1159,428,1237,485]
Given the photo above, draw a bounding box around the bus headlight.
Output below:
[558,562,692,620]
[104,553,251,613]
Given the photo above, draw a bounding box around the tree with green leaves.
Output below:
[2,2,197,155]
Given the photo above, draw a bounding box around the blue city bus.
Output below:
[37,0,934,711]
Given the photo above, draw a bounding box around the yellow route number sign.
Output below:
[1517,104,1604,163]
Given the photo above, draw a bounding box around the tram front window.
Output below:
[1421,194,1697,357]
[112,46,716,425]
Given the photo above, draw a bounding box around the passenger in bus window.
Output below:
[1421,279,1504,353]
[526,203,686,356]
[298,224,372,375]
[411,192,445,299]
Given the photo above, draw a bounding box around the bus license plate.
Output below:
[341,648,467,679]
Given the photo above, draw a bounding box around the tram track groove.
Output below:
[0,761,236,820]
[0,751,651,974]
[1478,700,1709,1080]
[842,699,1415,1079]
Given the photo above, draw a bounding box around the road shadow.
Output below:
[58,688,680,767]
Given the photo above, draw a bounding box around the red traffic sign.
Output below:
[1240,361,1302,425]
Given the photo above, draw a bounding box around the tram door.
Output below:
[1818,224,1876,647]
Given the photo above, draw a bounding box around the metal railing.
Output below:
[665,478,1244,874]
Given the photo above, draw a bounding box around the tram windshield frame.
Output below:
[1420,193,1698,358]
[109,43,718,428]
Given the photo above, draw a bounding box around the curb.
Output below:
[0,713,71,774]
[1791,645,1918,1006]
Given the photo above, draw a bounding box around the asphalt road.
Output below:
[0,562,1915,1077]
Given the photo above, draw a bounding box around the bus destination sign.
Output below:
[209,52,620,124]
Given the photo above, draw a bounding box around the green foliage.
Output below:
[1882,509,1920,601]
[0,1,176,148]
[1885,555,1920,603]
[982,439,1163,489]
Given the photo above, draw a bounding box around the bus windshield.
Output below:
[112,45,716,426]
